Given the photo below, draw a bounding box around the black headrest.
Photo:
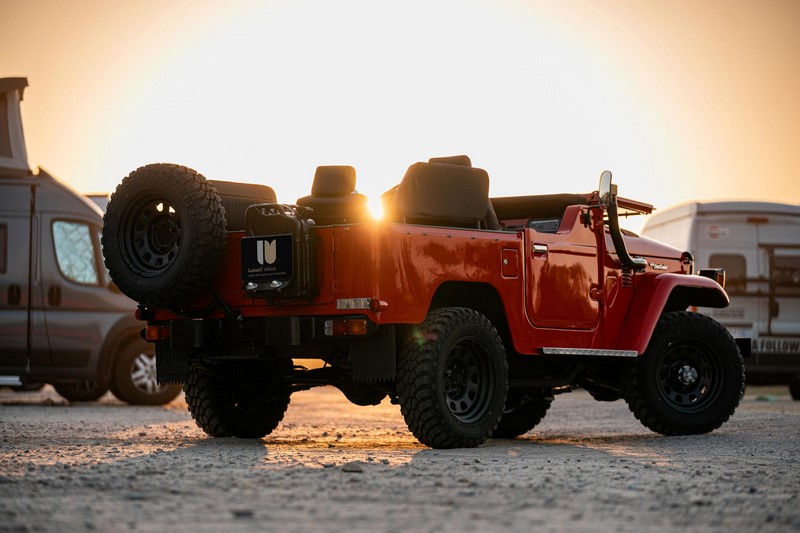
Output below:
[428,155,472,167]
[393,162,489,226]
[312,165,357,196]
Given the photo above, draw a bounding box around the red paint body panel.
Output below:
[153,196,729,357]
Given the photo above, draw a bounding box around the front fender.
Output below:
[617,273,729,354]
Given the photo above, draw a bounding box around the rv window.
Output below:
[709,253,746,295]
[773,255,800,297]
[52,220,100,285]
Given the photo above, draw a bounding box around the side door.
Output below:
[524,206,600,331]
[0,181,51,374]
[766,246,800,336]
[40,215,122,374]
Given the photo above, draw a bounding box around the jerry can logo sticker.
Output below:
[257,239,277,265]
[241,235,293,281]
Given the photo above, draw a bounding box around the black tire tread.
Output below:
[622,311,744,435]
[396,307,507,449]
[491,395,552,438]
[183,363,291,439]
[102,163,227,307]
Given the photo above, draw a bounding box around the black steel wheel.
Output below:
[184,360,292,439]
[102,163,227,307]
[396,307,508,449]
[622,311,745,435]
[491,392,552,439]
[109,341,182,406]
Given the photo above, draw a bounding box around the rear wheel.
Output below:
[184,360,292,438]
[396,307,508,449]
[53,380,108,402]
[109,342,182,405]
[622,311,744,435]
[789,377,800,401]
[102,163,227,308]
[491,392,552,438]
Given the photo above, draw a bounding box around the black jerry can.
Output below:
[242,203,316,301]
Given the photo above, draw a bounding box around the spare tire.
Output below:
[102,163,227,307]
[209,180,276,231]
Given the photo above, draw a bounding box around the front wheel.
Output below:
[622,311,744,435]
[396,307,508,449]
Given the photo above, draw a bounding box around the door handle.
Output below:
[48,285,62,306]
[8,285,22,306]
[533,243,548,255]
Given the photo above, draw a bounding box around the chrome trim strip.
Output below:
[541,348,639,357]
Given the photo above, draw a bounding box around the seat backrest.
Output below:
[308,165,357,196]
[296,165,369,225]
[391,162,492,229]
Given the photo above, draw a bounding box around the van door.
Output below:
[765,246,800,336]
[40,215,116,372]
[0,181,51,374]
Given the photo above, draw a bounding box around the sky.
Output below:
[1,0,798,232]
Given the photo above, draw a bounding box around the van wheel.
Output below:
[622,311,745,435]
[184,360,292,438]
[789,378,800,401]
[102,163,227,308]
[491,392,551,438]
[53,380,108,402]
[396,308,508,449]
[110,342,182,405]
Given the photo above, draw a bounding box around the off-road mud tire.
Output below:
[109,341,182,406]
[491,392,552,438]
[102,163,227,307]
[184,360,292,438]
[396,307,508,449]
[622,311,745,435]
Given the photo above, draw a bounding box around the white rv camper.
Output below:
[641,201,800,399]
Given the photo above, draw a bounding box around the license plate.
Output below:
[241,234,293,282]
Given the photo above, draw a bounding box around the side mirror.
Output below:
[599,170,647,271]
[598,170,616,209]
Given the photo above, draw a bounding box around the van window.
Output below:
[774,255,800,297]
[52,221,99,285]
[709,253,746,295]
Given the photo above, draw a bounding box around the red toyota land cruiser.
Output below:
[102,157,747,448]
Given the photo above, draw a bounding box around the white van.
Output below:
[641,201,800,399]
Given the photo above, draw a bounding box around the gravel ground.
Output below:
[1,384,798,532]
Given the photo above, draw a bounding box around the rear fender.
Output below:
[617,273,729,354]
